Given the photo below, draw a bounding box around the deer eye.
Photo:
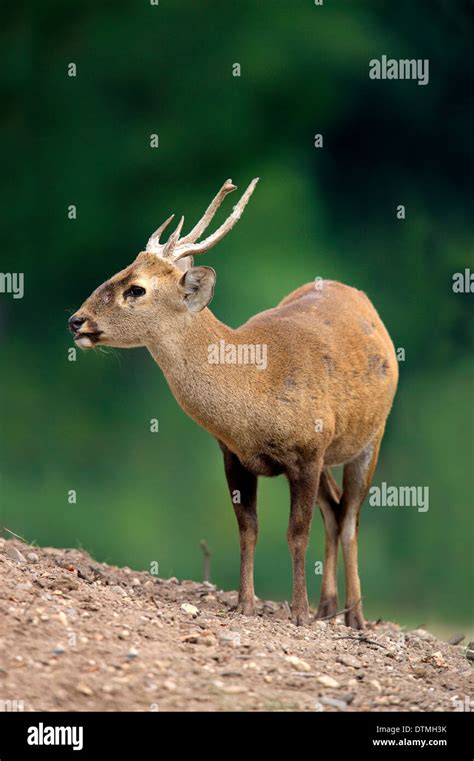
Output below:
[125,285,146,298]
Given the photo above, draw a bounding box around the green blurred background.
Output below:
[2,0,473,631]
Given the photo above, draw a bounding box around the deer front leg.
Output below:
[221,445,258,616]
[287,463,322,626]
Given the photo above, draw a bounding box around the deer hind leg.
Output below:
[287,461,322,626]
[315,468,342,621]
[221,444,258,616]
[340,430,384,629]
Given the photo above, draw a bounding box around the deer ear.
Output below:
[178,266,216,312]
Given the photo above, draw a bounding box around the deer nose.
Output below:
[69,315,86,333]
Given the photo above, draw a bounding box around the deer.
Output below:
[69,178,398,629]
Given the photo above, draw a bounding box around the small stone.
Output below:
[220,684,246,694]
[340,692,355,704]
[218,631,241,647]
[131,578,141,587]
[317,675,340,688]
[286,655,311,672]
[164,679,177,691]
[465,648,474,661]
[76,682,93,696]
[447,633,465,646]
[111,585,128,597]
[336,654,362,669]
[27,552,39,563]
[118,630,130,640]
[180,603,199,616]
[424,651,447,668]
[56,611,68,627]
[320,696,347,710]
[127,647,139,659]
[6,547,27,564]
[409,628,434,640]
[370,679,382,692]
[52,645,65,656]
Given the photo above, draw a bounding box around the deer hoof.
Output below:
[233,601,255,616]
[315,596,338,621]
[291,609,309,627]
[345,608,366,630]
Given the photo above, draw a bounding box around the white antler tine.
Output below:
[163,215,185,257]
[173,178,259,261]
[178,179,237,245]
[146,214,175,253]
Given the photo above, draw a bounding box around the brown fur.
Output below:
[70,250,398,629]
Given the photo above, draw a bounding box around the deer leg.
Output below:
[339,431,384,629]
[315,468,342,621]
[287,462,322,626]
[221,445,258,616]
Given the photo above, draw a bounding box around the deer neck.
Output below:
[146,309,238,440]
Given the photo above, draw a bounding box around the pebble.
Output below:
[181,603,199,616]
[409,628,434,641]
[218,631,241,648]
[447,633,465,646]
[127,647,139,660]
[52,645,65,656]
[424,651,447,668]
[118,629,130,639]
[27,552,39,563]
[111,585,128,597]
[76,683,93,696]
[320,696,347,710]
[286,655,311,672]
[317,675,340,688]
[6,547,27,564]
[54,611,68,627]
[336,654,362,669]
[164,679,177,691]
[220,684,247,694]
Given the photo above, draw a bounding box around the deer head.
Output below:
[68,178,259,349]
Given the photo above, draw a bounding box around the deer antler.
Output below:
[145,178,259,262]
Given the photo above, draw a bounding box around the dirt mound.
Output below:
[0,537,471,712]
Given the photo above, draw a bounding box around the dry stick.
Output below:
[334,635,388,649]
[2,526,28,543]
[314,597,363,622]
[200,539,211,583]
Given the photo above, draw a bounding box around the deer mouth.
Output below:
[74,331,103,348]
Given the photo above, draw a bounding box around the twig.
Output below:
[2,527,27,543]
[314,597,363,622]
[334,634,388,649]
[200,539,211,583]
